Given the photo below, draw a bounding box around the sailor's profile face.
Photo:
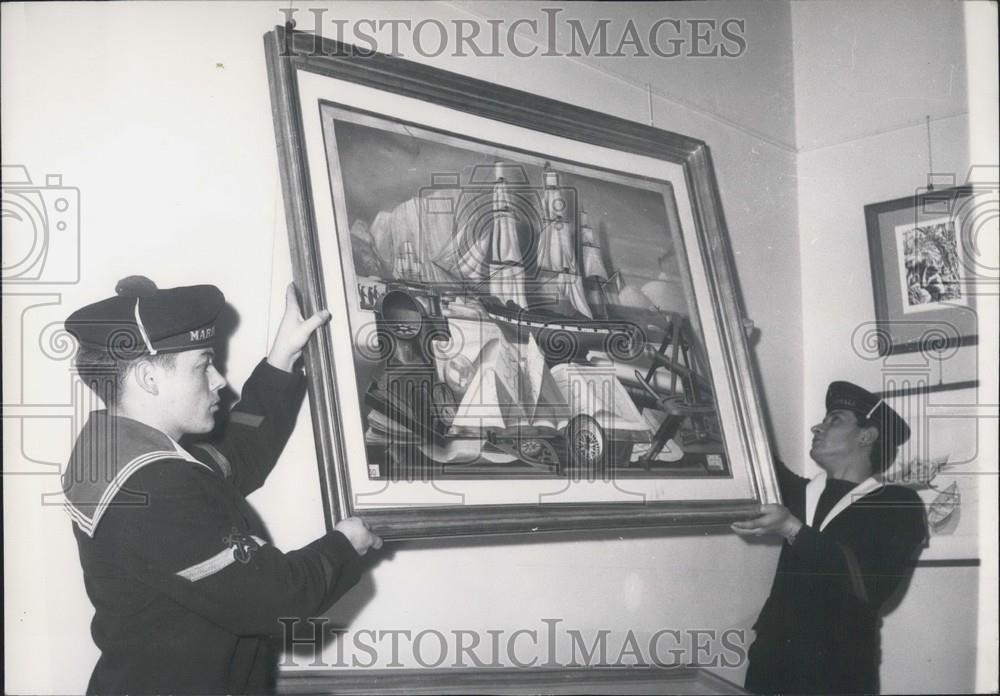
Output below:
[154,348,226,437]
[809,408,867,468]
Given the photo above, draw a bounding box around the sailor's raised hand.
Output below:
[266,285,331,372]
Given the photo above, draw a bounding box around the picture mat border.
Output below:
[864,185,981,357]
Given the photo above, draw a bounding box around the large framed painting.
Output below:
[264,26,779,539]
[864,186,982,357]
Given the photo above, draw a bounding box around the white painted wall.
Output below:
[965,6,1000,692]
[2,3,798,693]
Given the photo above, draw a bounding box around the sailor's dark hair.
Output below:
[75,345,176,406]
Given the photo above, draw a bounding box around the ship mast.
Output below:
[536,163,592,319]
[487,162,528,307]
[392,240,422,281]
[579,210,608,280]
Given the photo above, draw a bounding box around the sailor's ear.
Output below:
[858,425,879,446]
[131,359,160,396]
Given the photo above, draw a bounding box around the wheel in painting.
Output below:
[565,414,606,478]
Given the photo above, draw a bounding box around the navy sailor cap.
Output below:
[65,276,224,359]
[826,380,911,449]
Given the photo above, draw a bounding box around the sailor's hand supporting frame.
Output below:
[267,284,332,373]
[335,516,383,555]
[731,504,804,543]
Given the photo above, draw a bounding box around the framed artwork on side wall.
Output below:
[264,26,778,539]
[864,186,983,359]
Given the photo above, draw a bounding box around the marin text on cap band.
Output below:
[825,380,911,449]
[65,276,224,359]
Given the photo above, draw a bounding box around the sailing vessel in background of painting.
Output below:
[347,157,727,481]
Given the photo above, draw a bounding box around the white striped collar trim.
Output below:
[806,472,884,531]
[66,442,214,537]
[67,450,178,536]
[167,436,213,470]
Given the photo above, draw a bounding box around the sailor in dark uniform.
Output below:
[732,381,927,694]
[62,277,382,695]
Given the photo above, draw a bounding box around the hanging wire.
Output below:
[925,115,935,190]
[266,170,280,357]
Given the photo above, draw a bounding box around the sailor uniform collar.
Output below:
[805,471,884,531]
[62,411,212,537]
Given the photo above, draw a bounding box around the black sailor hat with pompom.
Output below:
[65,276,224,360]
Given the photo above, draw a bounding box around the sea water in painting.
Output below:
[320,106,730,481]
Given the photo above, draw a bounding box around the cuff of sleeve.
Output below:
[309,530,363,599]
[308,530,362,570]
[329,529,362,562]
[252,358,302,393]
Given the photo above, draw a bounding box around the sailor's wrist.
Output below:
[784,518,804,545]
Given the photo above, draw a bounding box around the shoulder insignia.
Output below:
[224,527,262,564]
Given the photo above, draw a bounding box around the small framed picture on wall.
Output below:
[864,185,984,357]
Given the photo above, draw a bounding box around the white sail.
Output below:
[538,217,577,273]
[439,162,530,307]
[392,240,421,280]
[368,193,461,284]
[579,210,609,280]
[417,190,464,284]
[453,215,492,281]
[539,271,593,319]
[450,338,508,432]
[485,163,528,306]
[490,164,522,265]
[536,167,577,273]
[489,264,528,308]
[448,332,572,434]
[641,275,688,315]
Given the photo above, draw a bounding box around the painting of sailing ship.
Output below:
[323,109,729,481]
